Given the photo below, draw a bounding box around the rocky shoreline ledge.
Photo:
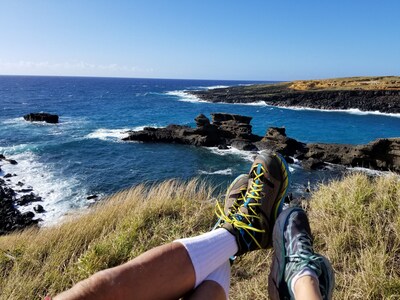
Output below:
[123,113,400,173]
[189,77,400,113]
[0,155,44,235]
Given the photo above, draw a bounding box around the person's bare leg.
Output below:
[55,242,195,300]
[185,281,226,300]
[293,275,322,300]
[185,260,230,300]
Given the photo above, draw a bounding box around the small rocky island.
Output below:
[123,113,400,173]
[189,76,400,113]
[24,112,59,123]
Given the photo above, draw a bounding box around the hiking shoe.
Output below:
[219,150,290,255]
[215,174,248,228]
[268,207,335,300]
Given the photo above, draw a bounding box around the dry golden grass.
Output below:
[0,174,399,299]
[289,76,400,91]
[309,173,400,299]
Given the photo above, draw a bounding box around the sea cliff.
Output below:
[189,76,400,113]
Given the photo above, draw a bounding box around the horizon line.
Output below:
[0,73,281,83]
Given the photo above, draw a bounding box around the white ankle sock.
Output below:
[204,261,231,299]
[290,267,319,293]
[175,228,238,287]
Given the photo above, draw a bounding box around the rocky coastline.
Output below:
[0,155,44,235]
[123,113,400,173]
[188,77,400,113]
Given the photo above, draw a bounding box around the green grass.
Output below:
[0,174,399,299]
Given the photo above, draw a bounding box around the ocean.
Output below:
[1,75,399,224]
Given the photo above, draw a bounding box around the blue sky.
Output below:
[0,0,399,80]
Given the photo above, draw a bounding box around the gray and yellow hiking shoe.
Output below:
[217,150,290,256]
[268,207,335,300]
[214,174,248,229]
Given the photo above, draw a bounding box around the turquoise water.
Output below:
[1,76,399,223]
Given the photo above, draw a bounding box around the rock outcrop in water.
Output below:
[123,113,400,173]
[123,113,261,150]
[24,113,59,124]
[189,77,400,113]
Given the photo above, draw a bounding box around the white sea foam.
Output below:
[131,124,162,131]
[206,146,297,175]
[2,117,60,126]
[166,90,209,103]
[234,101,268,106]
[199,168,233,175]
[277,105,400,118]
[207,146,258,162]
[210,100,268,107]
[346,166,399,177]
[0,152,88,225]
[2,116,89,127]
[199,85,230,90]
[2,117,25,125]
[0,143,39,155]
[86,125,162,142]
[85,128,131,141]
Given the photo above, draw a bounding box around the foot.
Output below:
[268,207,335,299]
[218,150,290,255]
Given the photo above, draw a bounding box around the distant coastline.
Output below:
[189,76,400,114]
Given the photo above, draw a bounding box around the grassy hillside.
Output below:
[242,76,400,92]
[0,174,399,299]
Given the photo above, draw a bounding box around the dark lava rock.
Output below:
[211,112,252,124]
[123,113,400,174]
[0,184,38,235]
[18,188,33,193]
[303,138,400,172]
[23,113,59,124]
[194,114,210,127]
[16,181,24,187]
[33,204,45,213]
[22,211,35,219]
[6,159,17,165]
[1,185,15,199]
[123,113,262,149]
[218,144,229,150]
[284,193,294,204]
[0,155,17,165]
[255,127,306,157]
[4,173,13,178]
[231,139,259,151]
[16,193,42,206]
[302,158,327,170]
[189,83,400,114]
[87,194,98,200]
